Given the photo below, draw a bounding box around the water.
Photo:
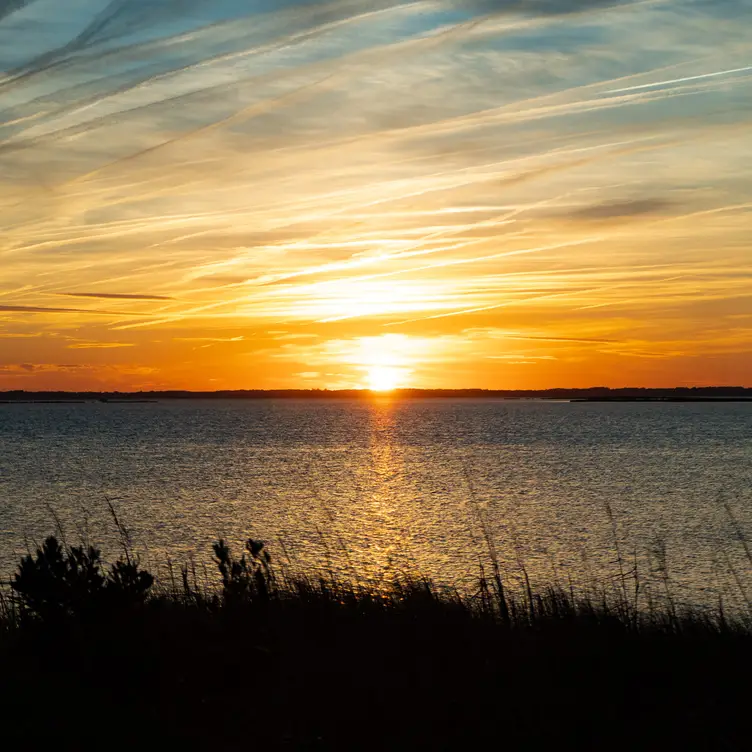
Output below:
[1,399,750,608]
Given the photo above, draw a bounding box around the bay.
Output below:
[1,398,750,608]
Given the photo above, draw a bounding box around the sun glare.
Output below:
[367,365,401,392]
[354,335,414,391]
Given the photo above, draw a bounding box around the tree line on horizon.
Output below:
[1,385,750,400]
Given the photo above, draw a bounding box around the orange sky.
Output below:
[1,0,751,391]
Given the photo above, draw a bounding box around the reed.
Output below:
[0,529,750,748]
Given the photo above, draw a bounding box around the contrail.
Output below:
[382,268,659,326]
[605,65,752,95]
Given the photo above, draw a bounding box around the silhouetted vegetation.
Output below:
[0,532,750,749]
[10,536,153,622]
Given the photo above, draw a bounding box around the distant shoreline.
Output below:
[1,387,751,403]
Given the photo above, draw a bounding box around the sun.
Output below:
[351,334,416,391]
[367,365,401,392]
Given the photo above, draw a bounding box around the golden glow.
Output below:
[354,335,412,391]
[1,1,751,390]
[367,365,401,392]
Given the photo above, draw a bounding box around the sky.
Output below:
[1,0,751,391]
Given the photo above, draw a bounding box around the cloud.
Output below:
[566,198,674,221]
[0,304,119,314]
[504,334,620,343]
[0,0,28,23]
[487,353,557,359]
[191,275,250,286]
[66,342,135,349]
[457,0,637,15]
[1,0,751,389]
[0,304,141,315]
[0,362,158,380]
[0,363,84,374]
[172,335,245,342]
[60,292,174,301]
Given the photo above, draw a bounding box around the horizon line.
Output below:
[1,386,750,396]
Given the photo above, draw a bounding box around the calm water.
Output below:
[1,399,750,607]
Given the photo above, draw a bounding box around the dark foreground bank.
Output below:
[1,535,750,750]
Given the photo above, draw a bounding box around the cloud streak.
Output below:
[0,304,138,315]
[60,291,174,300]
[1,0,751,388]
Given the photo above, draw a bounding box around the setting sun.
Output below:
[2,2,751,746]
[0,0,750,396]
[354,335,415,391]
[367,365,401,392]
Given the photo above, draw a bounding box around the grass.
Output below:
[0,528,750,750]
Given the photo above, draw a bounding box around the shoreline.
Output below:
[2,534,750,749]
[2,386,751,404]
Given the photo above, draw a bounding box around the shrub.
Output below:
[213,537,275,604]
[11,535,153,621]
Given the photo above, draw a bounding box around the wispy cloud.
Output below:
[565,198,674,221]
[0,304,135,315]
[0,363,84,374]
[1,0,750,388]
[172,335,244,342]
[503,334,620,344]
[59,291,174,300]
[66,341,134,349]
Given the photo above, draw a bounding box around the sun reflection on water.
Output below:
[344,399,416,586]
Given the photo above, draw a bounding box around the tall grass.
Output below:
[1,521,750,749]
[3,512,751,632]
